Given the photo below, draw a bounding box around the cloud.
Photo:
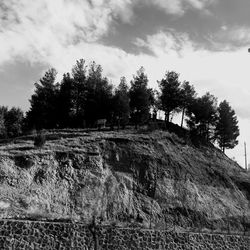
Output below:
[0,0,137,67]
[0,0,218,77]
[208,26,250,50]
[134,30,194,56]
[0,0,219,67]
[144,0,217,15]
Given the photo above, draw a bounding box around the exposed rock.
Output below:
[0,130,249,233]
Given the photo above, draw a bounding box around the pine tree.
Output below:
[158,71,182,123]
[85,61,113,127]
[215,100,239,152]
[58,73,74,128]
[180,81,196,128]
[71,59,87,127]
[129,67,153,128]
[26,68,59,129]
[187,92,218,141]
[113,77,130,129]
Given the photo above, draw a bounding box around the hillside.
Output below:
[0,129,249,233]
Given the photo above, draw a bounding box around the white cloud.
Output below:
[209,26,250,50]
[144,0,217,15]
[0,0,137,67]
[0,0,218,69]
[134,30,194,56]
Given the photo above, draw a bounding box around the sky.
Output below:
[1,0,250,167]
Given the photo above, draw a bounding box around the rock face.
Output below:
[0,130,249,232]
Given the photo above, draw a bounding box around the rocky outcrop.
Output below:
[0,130,249,233]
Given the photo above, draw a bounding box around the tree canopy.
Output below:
[129,67,154,127]
[215,100,239,152]
[112,77,130,129]
[26,68,58,129]
[187,92,218,140]
[6,58,239,154]
[0,106,24,138]
[158,71,182,123]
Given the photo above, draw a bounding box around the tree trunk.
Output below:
[181,108,185,128]
[165,111,170,126]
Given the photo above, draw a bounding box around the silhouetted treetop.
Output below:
[158,71,182,123]
[129,67,154,127]
[215,100,239,152]
[187,92,218,140]
[26,68,59,129]
[180,81,197,128]
[22,58,240,153]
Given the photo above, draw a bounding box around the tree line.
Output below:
[0,59,239,152]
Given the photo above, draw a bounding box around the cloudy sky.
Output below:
[1,0,250,166]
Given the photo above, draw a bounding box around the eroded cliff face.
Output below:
[0,130,249,232]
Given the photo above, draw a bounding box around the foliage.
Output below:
[180,81,197,127]
[5,107,24,137]
[57,73,75,128]
[129,67,154,127]
[26,68,59,129]
[158,71,182,123]
[34,132,46,148]
[112,77,130,129]
[187,92,218,141]
[71,59,88,127]
[84,61,113,127]
[20,58,240,155]
[0,106,7,138]
[0,106,24,138]
[215,100,239,152]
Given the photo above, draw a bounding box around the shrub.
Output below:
[34,132,46,148]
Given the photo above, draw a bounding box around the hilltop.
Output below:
[0,129,249,233]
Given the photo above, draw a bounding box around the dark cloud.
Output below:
[101,0,250,54]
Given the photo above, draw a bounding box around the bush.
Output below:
[34,132,46,148]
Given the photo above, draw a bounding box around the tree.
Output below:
[151,89,160,121]
[158,71,182,123]
[58,73,75,128]
[26,68,59,129]
[180,81,196,128]
[129,67,153,128]
[113,77,130,129]
[71,59,87,127]
[0,106,7,138]
[215,100,239,152]
[187,92,218,141]
[84,61,113,127]
[5,107,24,138]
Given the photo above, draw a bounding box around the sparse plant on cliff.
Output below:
[34,132,46,148]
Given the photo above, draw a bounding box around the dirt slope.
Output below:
[0,129,249,232]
